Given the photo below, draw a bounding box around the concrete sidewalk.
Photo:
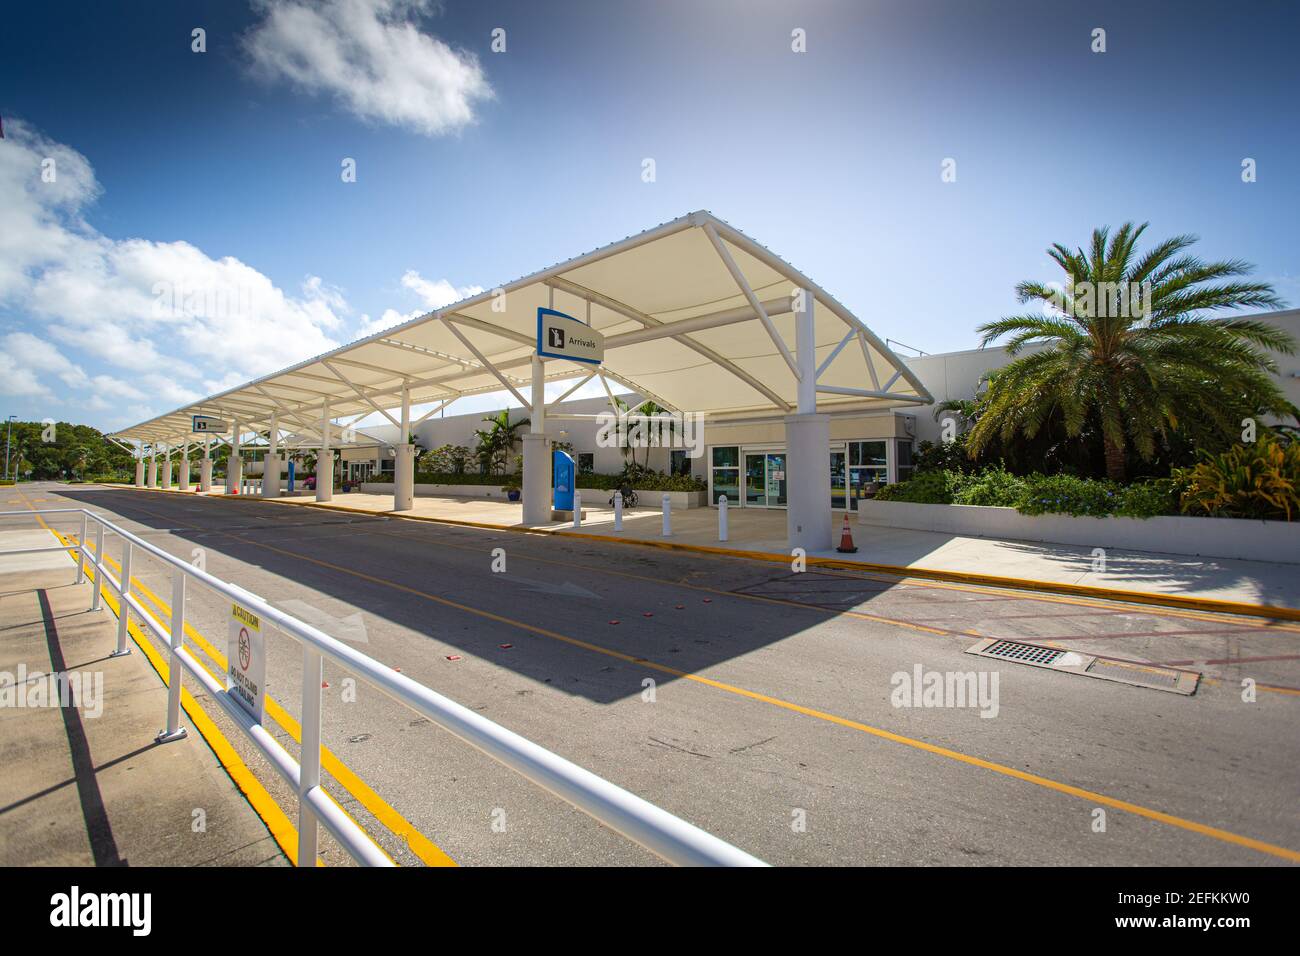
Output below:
[166,484,1299,611]
[0,530,287,867]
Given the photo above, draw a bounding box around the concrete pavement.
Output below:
[0,529,288,867]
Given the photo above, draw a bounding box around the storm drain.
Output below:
[965,637,1198,695]
[980,640,1066,666]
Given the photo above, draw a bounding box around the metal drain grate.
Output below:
[980,640,1065,665]
[1086,658,1182,689]
[964,637,1199,695]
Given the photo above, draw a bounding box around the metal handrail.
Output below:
[1,508,766,867]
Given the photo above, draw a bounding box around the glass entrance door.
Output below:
[743,452,787,508]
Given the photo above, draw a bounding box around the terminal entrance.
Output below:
[743,452,787,508]
[714,440,898,511]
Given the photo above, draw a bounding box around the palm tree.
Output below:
[609,396,674,470]
[474,410,529,475]
[969,223,1293,481]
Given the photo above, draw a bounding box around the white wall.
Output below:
[898,307,1300,444]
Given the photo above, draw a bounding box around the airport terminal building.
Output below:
[109,207,1300,547]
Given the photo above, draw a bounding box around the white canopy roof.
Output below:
[112,211,932,446]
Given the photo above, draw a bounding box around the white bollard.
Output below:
[661,493,672,537]
[613,491,623,532]
[573,490,582,529]
[718,494,728,542]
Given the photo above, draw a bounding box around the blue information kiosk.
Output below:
[553,450,575,512]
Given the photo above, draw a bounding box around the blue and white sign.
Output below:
[553,449,575,511]
[537,308,604,365]
[192,415,227,434]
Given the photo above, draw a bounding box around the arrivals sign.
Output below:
[537,308,604,365]
[192,415,227,434]
[227,602,266,724]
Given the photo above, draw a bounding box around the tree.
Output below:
[970,223,1294,481]
[473,410,529,476]
[608,396,673,470]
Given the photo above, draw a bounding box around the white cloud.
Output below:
[0,119,485,431]
[355,270,482,336]
[401,269,482,309]
[0,119,350,422]
[243,0,493,137]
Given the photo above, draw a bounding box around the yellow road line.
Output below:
[19,511,302,865]
[76,537,455,867]
[235,532,1300,864]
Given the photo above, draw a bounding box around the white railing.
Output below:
[1,508,766,867]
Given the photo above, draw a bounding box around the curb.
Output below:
[113,485,1300,623]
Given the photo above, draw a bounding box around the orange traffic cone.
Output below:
[836,513,858,553]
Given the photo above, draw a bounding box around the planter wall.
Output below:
[357,483,708,509]
[856,499,1299,564]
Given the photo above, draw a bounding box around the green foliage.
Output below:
[879,468,1197,519]
[1114,477,1186,518]
[417,444,472,475]
[970,222,1294,481]
[2,420,135,480]
[874,469,966,504]
[953,466,1026,507]
[912,436,979,475]
[473,411,529,475]
[1176,432,1300,520]
[1015,474,1124,517]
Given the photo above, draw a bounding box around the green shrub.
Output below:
[874,469,966,504]
[1114,477,1186,518]
[1016,474,1123,517]
[952,466,1025,507]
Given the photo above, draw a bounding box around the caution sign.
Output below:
[227,602,266,724]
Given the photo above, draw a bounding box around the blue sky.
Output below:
[2,0,1297,432]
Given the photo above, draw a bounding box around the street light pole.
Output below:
[4,416,15,482]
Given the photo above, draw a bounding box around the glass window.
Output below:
[848,440,888,510]
[830,451,846,509]
[895,440,914,482]
[711,446,740,504]
[577,453,594,475]
[670,450,690,476]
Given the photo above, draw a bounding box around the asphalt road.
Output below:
[9,482,1299,866]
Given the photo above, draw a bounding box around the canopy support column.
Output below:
[229,421,243,494]
[521,355,551,525]
[785,290,831,552]
[316,401,333,503]
[134,441,145,488]
[178,442,191,491]
[393,384,414,511]
[160,444,172,489]
[146,447,158,488]
[262,409,281,498]
[199,437,213,492]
